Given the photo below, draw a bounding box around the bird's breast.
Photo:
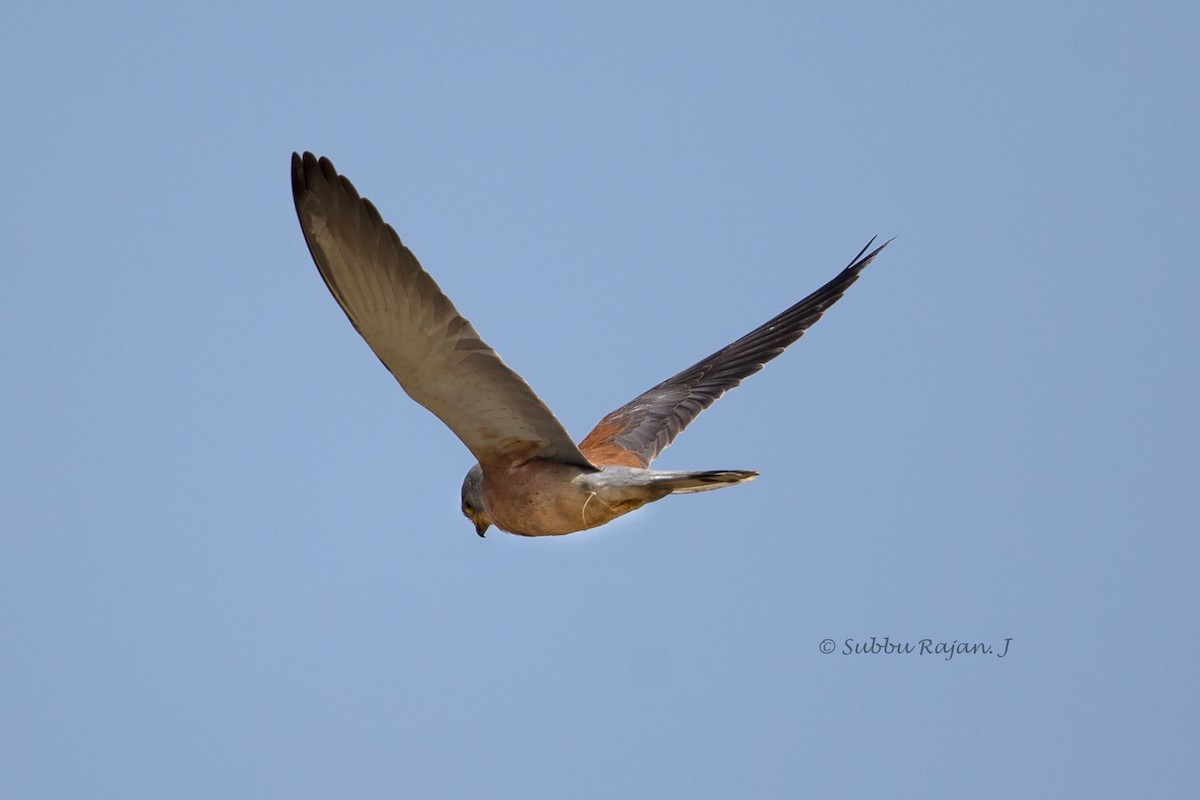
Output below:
[481,459,631,536]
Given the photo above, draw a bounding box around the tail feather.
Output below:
[649,469,759,494]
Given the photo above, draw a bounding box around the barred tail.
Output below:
[650,469,759,494]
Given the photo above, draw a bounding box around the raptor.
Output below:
[292,152,887,537]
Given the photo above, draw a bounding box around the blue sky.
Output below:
[2,1,1197,797]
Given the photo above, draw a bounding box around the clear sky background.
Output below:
[2,2,1197,798]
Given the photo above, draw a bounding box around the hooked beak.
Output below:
[473,518,490,538]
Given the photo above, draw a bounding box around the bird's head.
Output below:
[460,463,492,537]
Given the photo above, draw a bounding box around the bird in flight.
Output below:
[292,152,887,537]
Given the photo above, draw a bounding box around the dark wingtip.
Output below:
[291,152,340,198]
[290,151,306,200]
[845,235,893,275]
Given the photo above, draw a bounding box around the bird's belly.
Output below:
[482,460,646,536]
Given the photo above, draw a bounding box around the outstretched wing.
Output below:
[578,238,889,468]
[292,152,593,471]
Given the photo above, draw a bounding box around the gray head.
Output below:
[460,463,491,537]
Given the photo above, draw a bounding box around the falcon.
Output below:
[291,152,887,536]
